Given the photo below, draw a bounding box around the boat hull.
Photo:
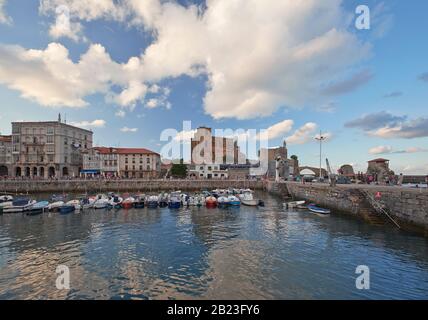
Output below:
[59,206,75,214]
[241,199,258,206]
[168,202,180,209]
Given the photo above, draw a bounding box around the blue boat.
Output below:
[26,201,49,216]
[308,204,331,215]
[59,205,75,214]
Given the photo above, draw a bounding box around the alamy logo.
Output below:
[355,265,370,290]
[355,5,370,30]
[56,265,70,290]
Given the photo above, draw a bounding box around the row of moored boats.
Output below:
[0,189,264,215]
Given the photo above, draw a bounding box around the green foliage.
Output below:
[171,163,187,178]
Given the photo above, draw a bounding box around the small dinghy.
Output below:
[308,204,331,215]
[283,201,306,209]
[26,201,49,216]
[0,195,13,203]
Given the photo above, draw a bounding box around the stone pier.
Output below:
[265,181,428,234]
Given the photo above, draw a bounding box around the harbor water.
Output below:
[0,192,427,299]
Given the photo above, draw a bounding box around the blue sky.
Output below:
[0,0,427,174]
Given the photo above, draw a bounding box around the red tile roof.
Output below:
[0,135,11,143]
[94,147,159,156]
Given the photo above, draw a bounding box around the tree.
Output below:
[171,161,188,178]
[291,155,298,161]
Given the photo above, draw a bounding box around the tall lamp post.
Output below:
[315,131,326,181]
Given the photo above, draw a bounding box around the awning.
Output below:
[81,169,100,174]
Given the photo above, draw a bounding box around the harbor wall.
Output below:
[0,179,263,193]
[266,181,428,233]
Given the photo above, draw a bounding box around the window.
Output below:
[47,127,54,135]
[48,155,54,162]
[47,136,54,144]
[139,166,143,170]
[125,158,128,164]
[125,165,128,170]
[12,135,20,143]
[64,156,68,163]
[12,126,20,134]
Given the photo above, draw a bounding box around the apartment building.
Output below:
[11,115,93,178]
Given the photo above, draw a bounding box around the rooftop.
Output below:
[94,147,159,156]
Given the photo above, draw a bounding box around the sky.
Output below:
[0,0,427,174]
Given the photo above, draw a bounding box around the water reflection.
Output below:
[0,192,427,300]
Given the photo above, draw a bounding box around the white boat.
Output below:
[94,195,109,209]
[308,204,331,215]
[283,201,306,209]
[217,196,230,207]
[48,201,64,211]
[239,192,258,206]
[3,199,36,213]
[66,200,82,211]
[81,198,96,209]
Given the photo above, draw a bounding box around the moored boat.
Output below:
[168,192,181,209]
[122,197,135,209]
[217,196,230,208]
[308,204,331,215]
[59,205,75,214]
[283,200,306,209]
[48,201,64,212]
[94,195,109,209]
[239,191,258,206]
[3,198,36,213]
[158,193,169,207]
[0,195,13,203]
[66,200,82,211]
[134,195,145,208]
[26,201,49,216]
[205,196,217,208]
[146,195,159,209]
[228,195,241,206]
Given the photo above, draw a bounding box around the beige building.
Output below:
[83,147,161,178]
[191,127,241,165]
[11,116,93,178]
[0,135,12,176]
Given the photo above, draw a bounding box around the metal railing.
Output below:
[360,189,401,228]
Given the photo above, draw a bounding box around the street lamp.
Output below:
[315,131,326,181]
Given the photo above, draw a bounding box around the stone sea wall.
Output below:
[266,181,428,233]
[0,179,263,194]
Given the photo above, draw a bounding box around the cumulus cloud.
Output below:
[0,42,149,108]
[371,118,428,139]
[33,0,372,119]
[69,119,106,129]
[345,111,407,131]
[286,123,318,145]
[120,127,138,133]
[0,0,11,24]
[346,112,428,139]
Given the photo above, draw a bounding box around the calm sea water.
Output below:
[0,192,427,300]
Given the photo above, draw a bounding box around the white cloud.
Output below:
[260,119,294,141]
[369,145,428,155]
[369,145,393,155]
[0,0,11,25]
[0,42,148,108]
[120,126,138,133]
[146,98,160,109]
[34,0,371,120]
[69,119,106,129]
[286,123,318,145]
